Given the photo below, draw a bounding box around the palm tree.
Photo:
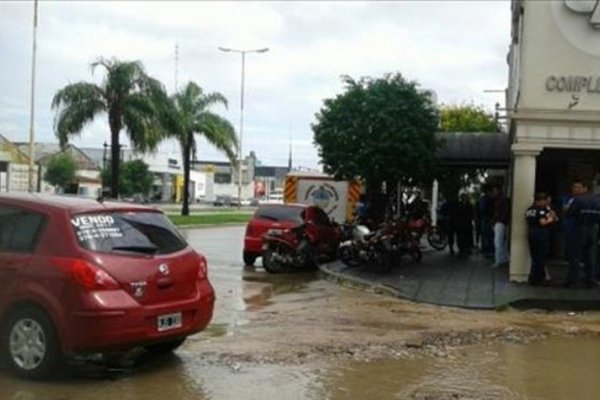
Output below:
[52,58,167,198]
[163,82,237,216]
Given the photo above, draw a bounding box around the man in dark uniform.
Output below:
[440,194,458,255]
[456,192,474,257]
[565,180,600,288]
[526,192,557,286]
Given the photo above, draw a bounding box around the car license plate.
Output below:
[157,312,182,332]
[268,229,283,235]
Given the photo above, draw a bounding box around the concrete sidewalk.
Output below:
[320,250,600,310]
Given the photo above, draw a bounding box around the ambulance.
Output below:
[283,172,362,223]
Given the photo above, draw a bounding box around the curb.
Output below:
[175,223,248,230]
[318,262,402,298]
[318,263,503,310]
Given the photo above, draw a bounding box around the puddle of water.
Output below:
[314,336,600,399]
[0,354,207,400]
[201,323,229,338]
[178,353,323,400]
[2,337,600,400]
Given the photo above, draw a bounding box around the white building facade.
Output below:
[508,0,600,281]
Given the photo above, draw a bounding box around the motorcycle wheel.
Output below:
[303,248,319,270]
[297,240,318,270]
[338,245,358,267]
[262,246,286,274]
[427,227,448,251]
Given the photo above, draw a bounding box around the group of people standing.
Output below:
[526,180,600,288]
[360,179,600,289]
[439,185,510,268]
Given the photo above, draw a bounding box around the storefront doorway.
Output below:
[535,148,600,259]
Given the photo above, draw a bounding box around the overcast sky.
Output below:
[0,1,510,168]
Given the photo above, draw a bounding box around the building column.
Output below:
[509,144,541,282]
[161,173,170,202]
[431,179,439,225]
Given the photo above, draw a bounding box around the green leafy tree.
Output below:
[439,104,498,133]
[122,160,154,196]
[161,82,237,216]
[43,153,77,191]
[52,57,167,199]
[313,73,439,220]
[101,160,153,197]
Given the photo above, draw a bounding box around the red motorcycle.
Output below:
[261,210,340,273]
[389,218,423,263]
[407,216,447,251]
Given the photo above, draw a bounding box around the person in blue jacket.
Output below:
[564,180,600,288]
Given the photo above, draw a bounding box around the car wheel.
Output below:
[243,251,257,266]
[145,338,186,354]
[2,307,62,380]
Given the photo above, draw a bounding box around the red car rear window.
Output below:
[71,211,187,255]
[255,206,303,223]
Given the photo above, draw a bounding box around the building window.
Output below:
[215,173,232,184]
[168,158,179,169]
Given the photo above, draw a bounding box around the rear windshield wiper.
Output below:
[111,245,159,255]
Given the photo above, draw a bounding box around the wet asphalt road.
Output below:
[3,226,600,400]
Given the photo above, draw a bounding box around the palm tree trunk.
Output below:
[110,124,120,199]
[181,140,191,216]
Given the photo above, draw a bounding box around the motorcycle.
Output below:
[262,222,339,273]
[388,218,422,263]
[337,222,394,272]
[407,217,447,251]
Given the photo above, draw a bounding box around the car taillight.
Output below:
[52,257,120,290]
[245,223,255,237]
[195,253,208,280]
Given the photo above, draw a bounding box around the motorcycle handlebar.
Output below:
[291,223,307,231]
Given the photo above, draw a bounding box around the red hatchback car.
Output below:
[0,194,215,379]
[243,204,339,266]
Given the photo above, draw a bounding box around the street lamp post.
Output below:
[27,0,39,192]
[218,46,269,207]
[102,141,108,170]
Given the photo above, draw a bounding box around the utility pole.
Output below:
[28,0,39,192]
[288,124,293,172]
[174,41,179,92]
[218,47,269,207]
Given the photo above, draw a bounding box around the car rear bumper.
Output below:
[65,279,215,352]
[244,236,263,254]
